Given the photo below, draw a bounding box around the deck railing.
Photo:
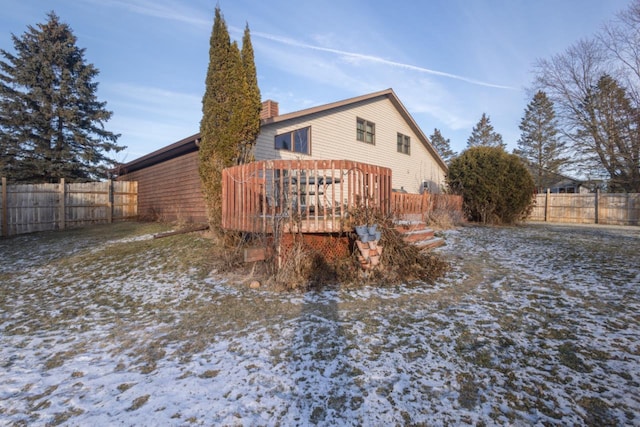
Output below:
[391,192,463,221]
[391,192,430,216]
[222,160,392,233]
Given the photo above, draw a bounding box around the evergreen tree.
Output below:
[577,74,640,192]
[429,128,456,163]
[0,12,123,183]
[199,6,260,229]
[516,90,567,191]
[466,113,505,149]
[447,146,535,224]
[238,23,261,164]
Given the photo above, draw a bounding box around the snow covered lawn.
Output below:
[1,222,639,426]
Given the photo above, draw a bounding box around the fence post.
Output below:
[107,180,113,223]
[1,177,7,237]
[594,188,599,224]
[59,178,66,230]
[544,189,550,222]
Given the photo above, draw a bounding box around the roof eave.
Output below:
[260,88,448,172]
[117,88,448,174]
[115,132,201,175]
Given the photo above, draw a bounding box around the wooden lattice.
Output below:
[279,233,351,264]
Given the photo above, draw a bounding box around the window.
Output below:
[275,127,310,154]
[357,118,375,144]
[397,133,410,155]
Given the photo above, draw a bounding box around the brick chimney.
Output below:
[260,99,279,120]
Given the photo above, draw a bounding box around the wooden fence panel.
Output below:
[0,179,138,237]
[530,194,546,221]
[550,194,595,224]
[6,182,60,235]
[66,181,109,226]
[599,193,640,225]
[113,181,138,221]
[529,191,639,225]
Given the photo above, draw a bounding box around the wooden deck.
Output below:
[222,159,392,233]
[222,159,462,234]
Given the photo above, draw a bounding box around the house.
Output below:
[116,88,447,223]
[545,176,588,194]
[524,162,590,194]
[256,89,446,193]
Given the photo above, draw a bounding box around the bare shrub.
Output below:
[426,208,465,229]
[270,237,315,291]
[225,200,451,290]
[379,222,450,285]
[336,203,451,286]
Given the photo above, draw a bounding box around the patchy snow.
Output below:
[1,223,639,425]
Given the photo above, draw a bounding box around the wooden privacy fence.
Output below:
[529,190,640,226]
[1,178,138,237]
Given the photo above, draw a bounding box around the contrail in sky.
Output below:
[107,0,513,90]
[253,31,516,90]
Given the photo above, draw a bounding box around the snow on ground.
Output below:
[1,223,639,426]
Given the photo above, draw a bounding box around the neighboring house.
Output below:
[524,162,589,194]
[545,176,588,194]
[116,88,447,222]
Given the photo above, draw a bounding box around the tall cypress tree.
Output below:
[0,12,123,183]
[239,23,261,164]
[200,6,233,229]
[466,113,505,149]
[199,7,260,229]
[516,90,567,191]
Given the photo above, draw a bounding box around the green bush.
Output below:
[447,146,535,224]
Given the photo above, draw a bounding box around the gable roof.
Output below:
[116,88,447,174]
[261,88,446,171]
[522,160,585,186]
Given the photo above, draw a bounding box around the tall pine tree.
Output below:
[577,74,640,192]
[516,90,567,191]
[429,128,457,163]
[199,7,260,229]
[466,113,505,149]
[0,12,123,183]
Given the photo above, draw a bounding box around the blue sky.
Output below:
[0,0,631,163]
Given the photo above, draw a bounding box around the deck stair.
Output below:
[394,220,444,250]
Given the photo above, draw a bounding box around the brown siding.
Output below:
[118,151,207,223]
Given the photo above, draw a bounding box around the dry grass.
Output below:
[426,208,465,229]
[2,222,639,425]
